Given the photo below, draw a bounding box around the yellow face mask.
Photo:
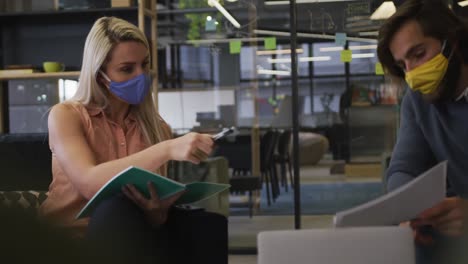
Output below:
[404,53,449,94]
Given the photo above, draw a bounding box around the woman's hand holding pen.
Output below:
[167,132,214,164]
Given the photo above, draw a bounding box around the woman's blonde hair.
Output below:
[72,17,171,154]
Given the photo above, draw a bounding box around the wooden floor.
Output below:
[229,215,333,250]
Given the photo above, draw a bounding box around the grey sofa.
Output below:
[0,133,230,216]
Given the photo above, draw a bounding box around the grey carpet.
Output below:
[230,181,384,216]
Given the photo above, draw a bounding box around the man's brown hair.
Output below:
[377,0,468,79]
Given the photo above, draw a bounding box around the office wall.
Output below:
[159,90,235,130]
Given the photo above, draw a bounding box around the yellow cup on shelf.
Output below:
[43,61,65,73]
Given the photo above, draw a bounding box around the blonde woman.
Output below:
[39,16,214,262]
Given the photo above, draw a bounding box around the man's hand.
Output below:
[401,221,434,245]
[122,181,185,227]
[411,197,468,238]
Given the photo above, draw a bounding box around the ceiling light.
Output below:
[359,31,379,36]
[267,56,331,63]
[207,0,241,28]
[256,49,304,55]
[265,0,358,5]
[187,37,264,45]
[257,69,291,76]
[267,58,294,63]
[351,44,377,50]
[320,47,344,52]
[319,44,377,52]
[351,53,375,58]
[459,0,468,6]
[300,56,331,62]
[370,1,396,20]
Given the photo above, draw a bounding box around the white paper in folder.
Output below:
[334,161,447,227]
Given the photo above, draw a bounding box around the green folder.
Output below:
[76,166,230,219]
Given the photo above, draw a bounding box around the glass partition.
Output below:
[0,0,407,253]
[156,0,397,219]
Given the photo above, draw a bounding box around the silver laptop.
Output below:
[258,226,415,264]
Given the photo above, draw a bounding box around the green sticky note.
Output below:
[264,37,277,50]
[340,50,352,62]
[375,62,384,75]
[229,40,241,54]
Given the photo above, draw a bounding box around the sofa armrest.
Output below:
[169,157,230,217]
[0,190,48,213]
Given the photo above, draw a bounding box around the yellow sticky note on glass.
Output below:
[229,40,241,54]
[375,62,384,75]
[264,37,277,50]
[340,50,352,62]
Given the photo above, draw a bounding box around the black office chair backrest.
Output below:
[260,130,279,171]
[277,130,291,157]
[212,135,252,171]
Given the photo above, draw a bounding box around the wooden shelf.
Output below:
[0,6,244,18]
[0,7,137,18]
[0,71,80,80]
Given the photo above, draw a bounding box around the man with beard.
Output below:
[377,0,468,263]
